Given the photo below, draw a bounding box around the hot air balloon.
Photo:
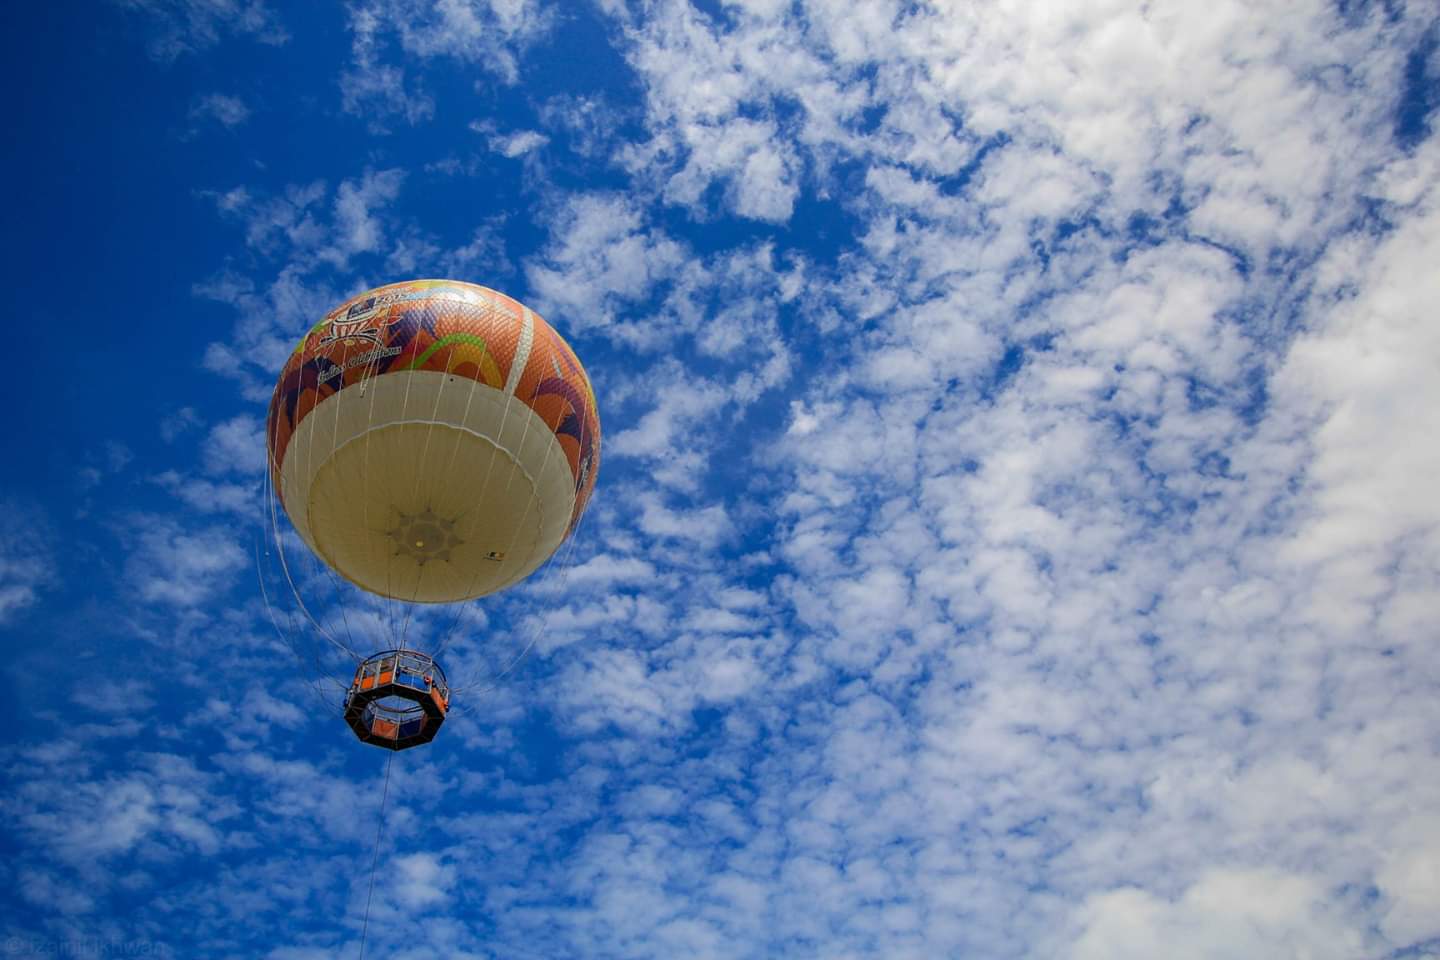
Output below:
[263,279,601,750]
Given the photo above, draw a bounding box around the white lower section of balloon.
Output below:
[277,370,577,603]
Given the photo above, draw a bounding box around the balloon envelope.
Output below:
[267,280,601,603]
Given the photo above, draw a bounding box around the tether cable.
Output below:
[358,749,395,960]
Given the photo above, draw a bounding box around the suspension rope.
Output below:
[358,749,395,960]
[323,345,365,659]
[356,341,398,655]
[265,444,362,662]
[443,370,597,702]
[446,488,595,703]
[422,304,532,675]
[266,294,599,733]
[255,535,350,714]
[432,337,597,708]
[442,508,594,714]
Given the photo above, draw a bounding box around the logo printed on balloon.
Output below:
[318,297,396,347]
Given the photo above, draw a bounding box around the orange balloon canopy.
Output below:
[266,280,601,603]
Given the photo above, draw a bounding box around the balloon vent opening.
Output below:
[343,650,450,751]
[389,509,464,565]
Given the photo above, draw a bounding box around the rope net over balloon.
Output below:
[256,279,601,734]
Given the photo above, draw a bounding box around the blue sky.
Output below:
[3,1,1440,957]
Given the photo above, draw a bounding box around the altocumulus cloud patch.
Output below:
[2,1,1439,958]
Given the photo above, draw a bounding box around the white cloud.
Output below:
[76,679,156,717]
[552,554,658,592]
[1375,816,1440,945]
[203,415,266,476]
[521,4,1440,958]
[655,117,801,222]
[117,0,289,61]
[13,753,238,866]
[611,0,818,222]
[190,92,251,128]
[341,4,435,128]
[382,0,551,70]
[473,123,549,157]
[323,168,406,267]
[193,170,414,402]
[526,192,688,335]
[634,494,733,549]
[340,0,553,127]
[123,517,248,608]
[1068,869,1366,960]
[53,3,1440,958]
[1268,140,1440,586]
[227,180,327,254]
[19,868,96,916]
[0,500,53,625]
[539,93,629,159]
[392,852,455,909]
[160,406,204,442]
[608,365,729,476]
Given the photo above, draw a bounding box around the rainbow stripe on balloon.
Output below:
[266,280,601,533]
